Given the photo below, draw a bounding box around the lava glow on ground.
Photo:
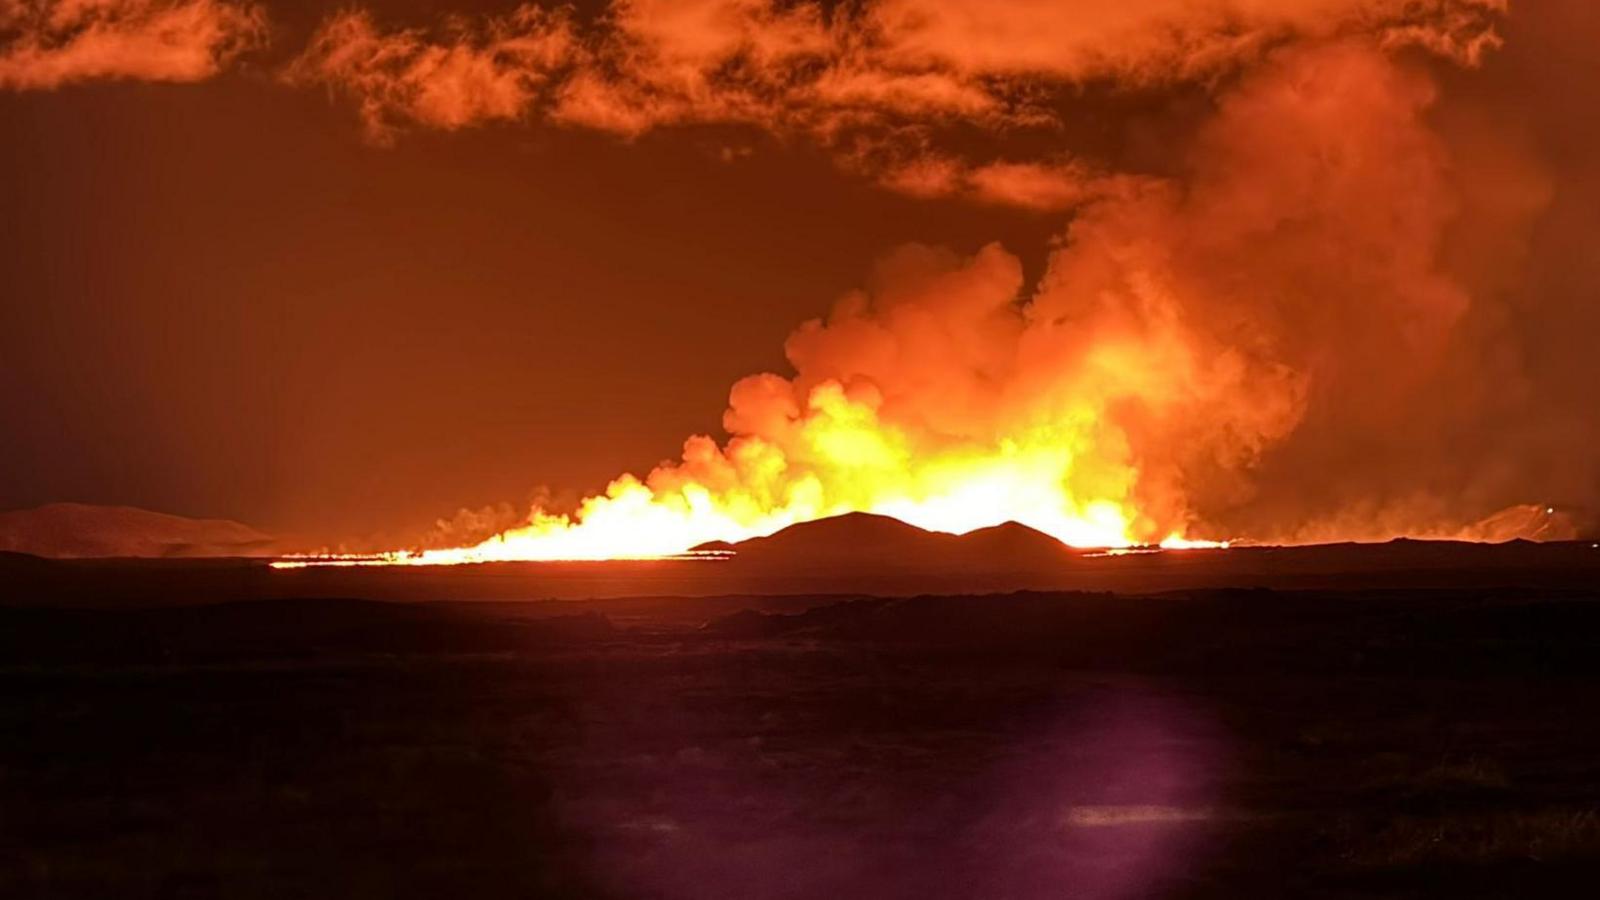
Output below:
[270,499,1230,569]
[268,463,1241,569]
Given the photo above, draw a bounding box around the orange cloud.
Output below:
[864,0,1504,81]
[965,162,1110,212]
[285,0,1507,206]
[0,0,264,89]
[550,0,839,135]
[865,156,1153,212]
[284,5,576,144]
[1377,0,1507,65]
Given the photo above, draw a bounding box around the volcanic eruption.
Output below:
[11,6,1600,899]
[264,0,1592,566]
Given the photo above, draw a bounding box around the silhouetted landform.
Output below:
[694,512,1077,570]
[3,515,1600,608]
[0,503,278,559]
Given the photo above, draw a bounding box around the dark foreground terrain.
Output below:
[4,545,1600,898]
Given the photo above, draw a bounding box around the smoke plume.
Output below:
[275,1,1596,554]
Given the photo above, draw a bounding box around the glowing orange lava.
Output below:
[273,377,1231,568]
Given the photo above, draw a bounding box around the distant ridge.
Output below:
[0,503,279,559]
[694,512,1079,572]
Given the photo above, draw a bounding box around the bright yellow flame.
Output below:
[272,380,1232,568]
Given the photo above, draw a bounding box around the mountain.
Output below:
[0,503,279,559]
[956,521,1086,566]
[697,512,1079,572]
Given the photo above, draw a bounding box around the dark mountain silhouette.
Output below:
[0,503,279,558]
[694,512,1079,572]
[956,520,1083,565]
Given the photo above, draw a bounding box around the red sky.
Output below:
[2,0,1596,547]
